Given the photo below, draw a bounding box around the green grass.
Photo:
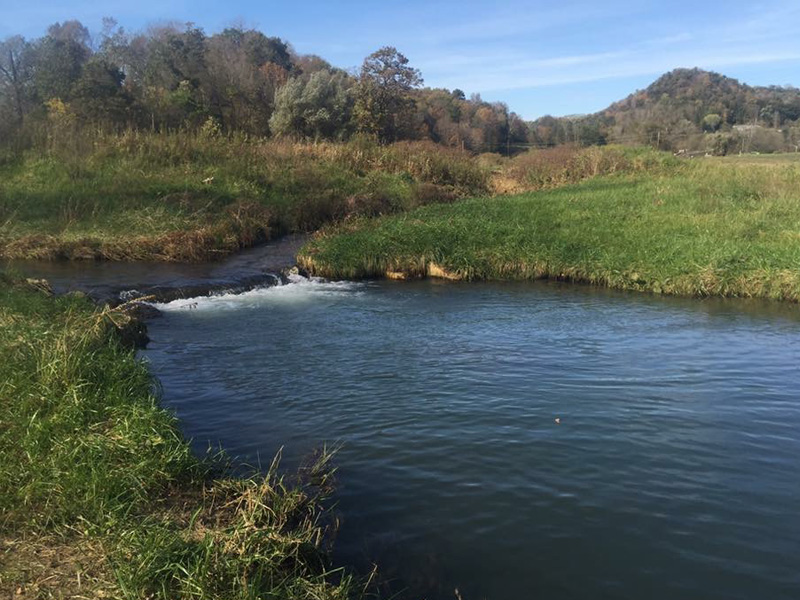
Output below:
[0,132,488,260]
[0,276,363,599]
[299,159,800,301]
[709,152,800,165]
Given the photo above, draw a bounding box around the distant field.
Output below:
[300,159,800,301]
[710,152,800,165]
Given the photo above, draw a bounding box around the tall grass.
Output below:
[299,159,800,301]
[0,132,489,261]
[0,276,363,599]
[505,144,683,189]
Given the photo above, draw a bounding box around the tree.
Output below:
[205,29,286,133]
[702,113,722,132]
[0,35,33,126]
[138,25,209,128]
[71,58,130,127]
[33,21,92,101]
[270,70,354,140]
[217,28,292,72]
[787,122,800,152]
[294,54,333,76]
[414,88,462,146]
[353,46,422,143]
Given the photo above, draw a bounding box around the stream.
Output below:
[10,240,800,599]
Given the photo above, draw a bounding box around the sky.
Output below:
[1,0,798,119]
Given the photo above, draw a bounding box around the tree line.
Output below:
[4,22,799,156]
[0,19,528,153]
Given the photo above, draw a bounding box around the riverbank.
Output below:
[4,135,800,302]
[0,132,487,261]
[0,275,362,599]
[0,136,684,264]
[299,158,800,301]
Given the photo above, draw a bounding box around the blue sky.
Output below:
[2,0,798,119]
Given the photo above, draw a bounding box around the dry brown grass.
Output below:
[0,536,116,600]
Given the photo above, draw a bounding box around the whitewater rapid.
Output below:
[149,274,365,312]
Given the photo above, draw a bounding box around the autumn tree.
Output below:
[353,46,422,143]
[294,54,333,76]
[414,88,461,145]
[204,28,292,133]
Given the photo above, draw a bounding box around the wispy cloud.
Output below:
[413,2,632,45]
[416,49,628,81]
[411,0,800,94]
[427,47,800,93]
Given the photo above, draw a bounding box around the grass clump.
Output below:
[0,275,362,599]
[0,132,489,261]
[299,157,800,301]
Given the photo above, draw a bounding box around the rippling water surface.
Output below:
[144,278,800,600]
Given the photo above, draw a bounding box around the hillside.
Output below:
[530,68,800,153]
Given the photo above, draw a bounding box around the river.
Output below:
[133,276,800,600]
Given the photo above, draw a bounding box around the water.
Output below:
[142,278,800,600]
[6,234,307,301]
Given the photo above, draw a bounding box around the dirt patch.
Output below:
[0,536,117,600]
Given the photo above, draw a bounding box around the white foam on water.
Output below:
[151,274,364,312]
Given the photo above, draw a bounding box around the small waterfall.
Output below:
[150,274,364,312]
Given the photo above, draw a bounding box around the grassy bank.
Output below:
[709,152,800,166]
[299,158,800,301]
[0,275,362,599]
[0,132,488,261]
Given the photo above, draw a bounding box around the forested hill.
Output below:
[530,69,800,153]
[605,69,800,135]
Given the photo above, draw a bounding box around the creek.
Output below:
[12,244,800,599]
